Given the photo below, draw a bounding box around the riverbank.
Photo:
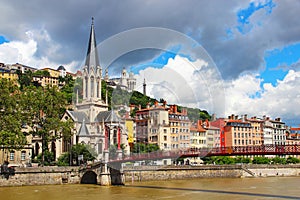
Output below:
[123,164,300,182]
[1,164,300,186]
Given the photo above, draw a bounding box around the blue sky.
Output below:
[0,35,8,44]
[0,0,300,125]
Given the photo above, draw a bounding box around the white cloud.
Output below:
[135,55,300,125]
[135,55,225,115]
[0,29,79,72]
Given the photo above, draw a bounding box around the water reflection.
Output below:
[126,185,300,199]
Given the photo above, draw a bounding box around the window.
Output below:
[10,151,15,161]
[21,151,26,161]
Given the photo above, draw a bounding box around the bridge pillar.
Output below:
[100,150,111,186]
[99,163,111,185]
[116,149,123,160]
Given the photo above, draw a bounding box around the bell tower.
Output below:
[77,18,108,120]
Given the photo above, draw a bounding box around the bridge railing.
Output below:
[109,144,300,163]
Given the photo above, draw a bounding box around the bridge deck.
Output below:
[108,144,300,163]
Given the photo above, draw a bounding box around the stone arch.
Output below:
[81,170,97,184]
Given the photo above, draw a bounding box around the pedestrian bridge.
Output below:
[79,144,300,185]
[109,144,300,163]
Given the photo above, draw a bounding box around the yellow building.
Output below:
[42,68,61,78]
[0,127,33,167]
[0,70,19,82]
[32,76,59,87]
[124,113,136,150]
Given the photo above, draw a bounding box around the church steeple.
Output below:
[85,17,100,72]
[82,18,103,103]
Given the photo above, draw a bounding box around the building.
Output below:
[148,102,170,150]
[205,121,220,148]
[105,67,136,92]
[0,68,19,82]
[32,75,59,87]
[190,120,207,149]
[210,118,226,148]
[123,112,136,150]
[264,117,286,145]
[245,115,264,146]
[57,19,128,161]
[224,115,252,147]
[169,105,190,149]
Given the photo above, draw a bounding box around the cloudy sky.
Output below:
[1,0,300,126]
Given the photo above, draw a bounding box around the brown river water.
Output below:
[0,177,299,200]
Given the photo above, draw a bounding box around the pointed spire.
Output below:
[85,17,100,72]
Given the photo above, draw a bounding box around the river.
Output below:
[0,177,299,200]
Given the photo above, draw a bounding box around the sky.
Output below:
[0,0,300,126]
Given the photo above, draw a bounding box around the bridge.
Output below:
[80,144,300,185]
[109,144,300,163]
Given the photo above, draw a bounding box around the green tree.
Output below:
[252,157,270,164]
[0,79,27,154]
[21,85,74,165]
[132,143,159,153]
[16,70,33,90]
[286,156,300,164]
[60,75,75,104]
[57,144,96,166]
[272,156,287,164]
[33,70,50,77]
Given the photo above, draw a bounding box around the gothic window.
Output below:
[85,77,88,98]
[91,76,94,97]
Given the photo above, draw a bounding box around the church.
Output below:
[61,19,129,162]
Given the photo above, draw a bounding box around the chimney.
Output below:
[244,114,248,121]
[146,103,150,109]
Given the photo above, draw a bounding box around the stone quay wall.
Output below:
[123,164,300,182]
[0,166,80,187]
[1,164,300,186]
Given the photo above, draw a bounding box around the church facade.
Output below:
[60,19,129,162]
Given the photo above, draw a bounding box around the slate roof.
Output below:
[96,110,121,123]
[78,119,90,136]
[67,110,90,123]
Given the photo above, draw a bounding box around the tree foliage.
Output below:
[57,144,96,166]
[0,79,27,150]
[132,143,160,153]
[21,85,74,165]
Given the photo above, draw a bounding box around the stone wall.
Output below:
[123,164,300,182]
[0,166,80,187]
[123,165,243,182]
[241,164,300,177]
[1,165,300,187]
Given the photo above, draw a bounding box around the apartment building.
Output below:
[169,105,190,149]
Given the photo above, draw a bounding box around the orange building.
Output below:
[224,115,252,147]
